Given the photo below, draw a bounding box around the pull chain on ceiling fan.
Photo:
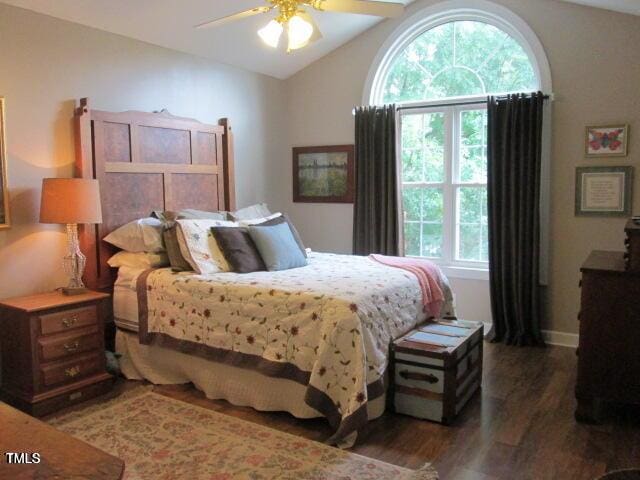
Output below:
[195,0,404,53]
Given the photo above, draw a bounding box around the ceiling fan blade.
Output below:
[311,0,404,18]
[195,6,272,29]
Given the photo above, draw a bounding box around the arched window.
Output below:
[365,3,551,276]
[381,21,538,103]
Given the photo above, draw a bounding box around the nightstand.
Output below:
[0,290,114,416]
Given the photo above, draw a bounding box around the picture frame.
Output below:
[585,124,629,157]
[293,145,355,203]
[0,97,10,230]
[575,166,633,217]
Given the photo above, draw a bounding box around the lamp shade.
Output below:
[40,178,103,224]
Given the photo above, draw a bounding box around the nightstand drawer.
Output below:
[38,328,101,362]
[39,305,97,336]
[41,353,102,388]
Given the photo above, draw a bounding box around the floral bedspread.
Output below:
[137,252,455,443]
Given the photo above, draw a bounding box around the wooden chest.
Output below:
[0,291,114,416]
[392,319,484,424]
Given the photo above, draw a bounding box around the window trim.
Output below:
[399,101,489,271]
[365,0,553,283]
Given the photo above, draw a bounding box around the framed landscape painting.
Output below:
[293,145,354,203]
[585,124,629,157]
[0,97,9,229]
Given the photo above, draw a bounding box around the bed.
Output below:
[74,99,455,446]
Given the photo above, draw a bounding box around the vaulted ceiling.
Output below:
[1,0,638,79]
[0,0,413,79]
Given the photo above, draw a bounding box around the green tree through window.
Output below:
[386,21,537,267]
[383,21,537,103]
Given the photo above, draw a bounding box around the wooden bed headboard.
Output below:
[74,98,236,291]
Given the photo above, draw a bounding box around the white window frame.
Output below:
[364,0,553,282]
[399,99,489,278]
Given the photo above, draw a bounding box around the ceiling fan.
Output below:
[195,0,405,53]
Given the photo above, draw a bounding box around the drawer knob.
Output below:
[399,370,439,384]
[62,317,78,328]
[64,341,80,353]
[65,366,81,378]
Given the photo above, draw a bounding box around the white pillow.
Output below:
[238,212,283,226]
[103,218,164,253]
[107,251,169,269]
[176,219,239,274]
[230,203,272,221]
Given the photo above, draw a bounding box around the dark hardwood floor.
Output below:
[113,343,639,479]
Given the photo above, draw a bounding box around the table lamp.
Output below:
[39,178,102,295]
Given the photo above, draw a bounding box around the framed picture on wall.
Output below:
[0,97,10,229]
[585,124,629,157]
[293,145,355,203]
[575,166,633,216]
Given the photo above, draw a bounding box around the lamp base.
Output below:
[62,286,89,296]
[62,224,88,296]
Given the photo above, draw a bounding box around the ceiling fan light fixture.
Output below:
[258,19,284,48]
[287,14,314,51]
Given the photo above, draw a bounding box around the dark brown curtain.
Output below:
[487,92,545,346]
[353,105,399,256]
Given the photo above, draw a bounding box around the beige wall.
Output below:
[281,0,640,333]
[0,3,287,300]
[1,1,639,337]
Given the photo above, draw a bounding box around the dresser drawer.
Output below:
[41,353,102,388]
[38,305,97,336]
[38,328,101,362]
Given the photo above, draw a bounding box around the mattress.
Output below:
[113,266,144,332]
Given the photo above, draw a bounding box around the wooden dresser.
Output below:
[0,291,113,416]
[575,250,640,421]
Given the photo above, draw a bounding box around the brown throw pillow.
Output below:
[257,214,307,258]
[211,227,266,273]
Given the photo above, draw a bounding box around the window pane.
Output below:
[481,224,489,262]
[422,187,443,221]
[457,186,488,262]
[459,186,482,223]
[383,21,538,103]
[459,110,488,183]
[402,187,421,221]
[422,223,443,258]
[401,113,445,183]
[401,115,423,182]
[404,223,421,256]
[459,224,481,261]
[402,187,443,259]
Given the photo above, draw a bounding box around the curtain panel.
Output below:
[353,105,399,256]
[487,92,545,346]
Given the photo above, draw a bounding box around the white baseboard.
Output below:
[542,330,578,348]
[481,322,578,348]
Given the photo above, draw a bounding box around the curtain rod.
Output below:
[352,93,553,115]
[398,93,552,112]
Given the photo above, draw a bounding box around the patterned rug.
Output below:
[49,388,438,480]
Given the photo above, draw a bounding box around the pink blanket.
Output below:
[369,254,444,318]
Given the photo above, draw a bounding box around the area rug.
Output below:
[49,388,438,480]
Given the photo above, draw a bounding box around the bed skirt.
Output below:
[116,329,386,436]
